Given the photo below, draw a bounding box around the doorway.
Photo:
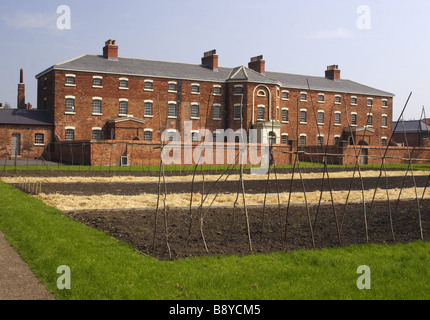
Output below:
[361,148,368,165]
[12,133,21,157]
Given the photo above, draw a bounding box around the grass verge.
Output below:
[0,181,428,300]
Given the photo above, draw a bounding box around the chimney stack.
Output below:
[248,55,265,74]
[325,65,341,80]
[201,49,218,71]
[103,39,118,60]
[0,103,3,109]
[17,68,26,109]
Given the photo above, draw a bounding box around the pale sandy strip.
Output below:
[36,187,430,212]
[3,170,429,184]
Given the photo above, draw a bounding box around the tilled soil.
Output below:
[66,199,429,261]
[12,175,430,195]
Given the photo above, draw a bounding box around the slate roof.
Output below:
[393,120,430,133]
[36,54,395,97]
[0,109,54,126]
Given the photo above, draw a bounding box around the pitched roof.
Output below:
[393,120,430,133]
[0,109,53,126]
[36,54,394,97]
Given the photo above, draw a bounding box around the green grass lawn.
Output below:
[0,181,428,300]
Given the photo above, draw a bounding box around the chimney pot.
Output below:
[103,39,118,60]
[201,49,219,71]
[248,55,265,74]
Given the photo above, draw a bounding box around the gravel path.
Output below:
[0,231,54,300]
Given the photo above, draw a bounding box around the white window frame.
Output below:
[281,133,289,144]
[168,101,177,118]
[119,98,129,116]
[92,97,103,116]
[281,90,289,101]
[281,108,289,123]
[334,135,341,146]
[119,78,129,90]
[65,127,75,141]
[351,96,358,106]
[299,134,307,146]
[34,133,45,146]
[257,105,265,121]
[234,85,244,96]
[213,85,222,96]
[65,96,76,114]
[381,136,388,146]
[144,80,154,92]
[144,100,154,118]
[213,103,221,120]
[300,92,307,102]
[335,95,342,105]
[382,99,388,108]
[168,81,178,93]
[191,103,200,119]
[191,130,200,142]
[191,83,200,95]
[334,111,341,126]
[65,74,76,87]
[300,109,307,124]
[144,129,153,142]
[257,89,266,97]
[92,127,102,140]
[92,76,103,88]
[317,110,325,125]
[367,97,373,107]
[381,114,388,128]
[317,134,324,146]
[234,104,242,121]
[318,93,325,103]
[351,112,357,126]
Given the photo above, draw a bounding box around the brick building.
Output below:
[30,39,396,165]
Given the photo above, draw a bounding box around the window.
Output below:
[214,86,221,96]
[300,109,307,124]
[144,130,153,141]
[257,90,266,97]
[300,92,307,101]
[234,85,243,95]
[93,76,102,87]
[191,103,199,119]
[234,104,241,120]
[335,112,341,125]
[299,134,306,146]
[381,137,388,146]
[282,90,289,100]
[382,99,388,108]
[351,97,358,105]
[213,131,221,142]
[213,104,221,120]
[119,100,128,115]
[367,98,373,107]
[34,133,44,145]
[168,82,177,92]
[92,129,102,140]
[381,115,388,127]
[191,84,200,94]
[92,98,102,115]
[65,128,75,141]
[367,114,373,126]
[334,136,341,146]
[281,134,288,144]
[269,132,276,145]
[317,111,324,125]
[335,95,341,104]
[168,102,177,118]
[167,131,176,142]
[65,97,75,113]
[119,78,129,89]
[351,113,357,126]
[318,94,325,103]
[65,75,75,86]
[191,131,199,142]
[144,101,153,117]
[317,135,324,146]
[144,80,153,91]
[257,105,265,121]
[281,108,289,123]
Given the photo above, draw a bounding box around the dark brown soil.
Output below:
[13,175,430,196]
[65,199,429,261]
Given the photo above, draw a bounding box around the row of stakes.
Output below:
[18,180,42,195]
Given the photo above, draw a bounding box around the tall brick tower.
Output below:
[17,68,26,109]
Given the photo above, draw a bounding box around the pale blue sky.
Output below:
[1,0,429,120]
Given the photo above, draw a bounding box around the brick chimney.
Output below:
[103,39,118,60]
[325,65,341,80]
[248,55,265,74]
[17,68,26,109]
[201,49,218,71]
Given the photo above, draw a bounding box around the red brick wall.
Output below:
[0,125,53,159]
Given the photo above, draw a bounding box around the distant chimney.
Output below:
[103,39,118,60]
[325,65,341,80]
[201,49,218,71]
[248,55,265,74]
[17,68,26,109]
[0,103,3,109]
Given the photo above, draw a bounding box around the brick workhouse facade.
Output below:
[33,40,395,165]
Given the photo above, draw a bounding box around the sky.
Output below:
[0,0,429,120]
